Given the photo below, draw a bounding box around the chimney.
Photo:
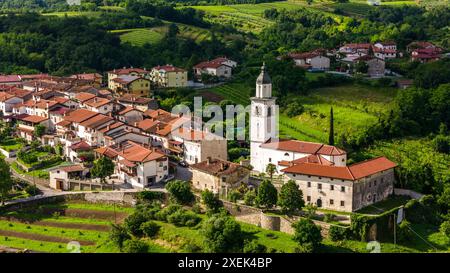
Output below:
[206,157,212,165]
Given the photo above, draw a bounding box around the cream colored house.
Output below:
[190,157,250,195]
[49,164,89,190]
[151,65,188,88]
[110,75,151,96]
[107,67,150,90]
[281,157,397,212]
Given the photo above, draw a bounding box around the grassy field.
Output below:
[200,82,396,142]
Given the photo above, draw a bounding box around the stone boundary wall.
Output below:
[394,188,424,200]
[0,191,140,212]
[220,201,334,236]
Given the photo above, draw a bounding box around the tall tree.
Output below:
[292,218,322,253]
[0,158,13,205]
[278,180,305,214]
[256,180,278,208]
[329,107,335,146]
[91,156,115,183]
[265,163,277,182]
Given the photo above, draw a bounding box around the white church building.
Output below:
[249,64,397,212]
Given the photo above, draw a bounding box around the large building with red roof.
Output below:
[150,65,188,88]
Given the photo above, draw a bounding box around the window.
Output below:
[138,178,141,184]
[307,182,311,188]
[307,196,311,202]
[369,181,371,187]
[284,152,289,157]
[330,199,334,205]
[340,201,345,207]
[341,186,345,192]
[374,180,377,186]
[318,183,322,190]
[269,158,272,163]
[330,185,334,191]
[381,178,384,183]
[222,177,226,182]
[268,107,272,116]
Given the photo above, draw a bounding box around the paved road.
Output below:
[175,165,192,181]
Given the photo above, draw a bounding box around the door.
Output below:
[147,176,156,186]
[56,180,63,190]
[316,199,322,208]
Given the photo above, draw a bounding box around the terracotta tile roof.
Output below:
[342,43,372,49]
[118,106,140,115]
[108,67,148,75]
[153,65,186,73]
[18,114,48,124]
[49,106,70,116]
[0,75,21,83]
[52,97,69,104]
[19,74,50,80]
[79,114,114,129]
[119,159,136,168]
[260,139,346,156]
[288,52,320,59]
[84,97,111,108]
[190,158,247,176]
[56,120,71,127]
[98,121,125,133]
[194,57,234,70]
[70,73,102,81]
[112,75,142,84]
[75,92,96,103]
[118,94,152,105]
[278,154,334,167]
[282,156,396,181]
[94,146,118,158]
[0,92,15,102]
[115,141,166,163]
[70,141,91,151]
[57,164,86,173]
[136,118,159,131]
[64,109,99,123]
[6,88,32,98]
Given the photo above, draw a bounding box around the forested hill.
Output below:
[0,0,69,10]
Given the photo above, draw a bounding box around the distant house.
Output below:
[354,55,385,77]
[110,75,151,96]
[339,43,372,55]
[190,157,250,195]
[288,51,330,70]
[15,114,50,141]
[407,41,443,63]
[0,75,21,85]
[107,67,150,90]
[117,94,158,112]
[150,65,188,88]
[397,79,414,89]
[373,41,397,60]
[70,73,103,87]
[193,57,236,80]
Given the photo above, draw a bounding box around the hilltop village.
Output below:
[0,55,407,213]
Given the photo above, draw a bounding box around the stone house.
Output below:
[190,157,250,195]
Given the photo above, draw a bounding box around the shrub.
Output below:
[109,224,131,250]
[140,221,160,238]
[292,218,322,253]
[278,180,304,214]
[440,220,450,238]
[155,204,182,222]
[122,239,148,253]
[244,189,256,206]
[243,240,267,253]
[124,212,148,237]
[24,184,41,196]
[324,213,336,223]
[201,189,222,212]
[397,220,413,243]
[165,180,194,205]
[328,225,350,242]
[181,241,203,253]
[167,209,201,227]
[137,191,165,203]
[202,214,243,253]
[227,190,241,203]
[256,180,277,208]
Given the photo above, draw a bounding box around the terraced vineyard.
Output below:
[0,201,138,253]
[111,28,165,46]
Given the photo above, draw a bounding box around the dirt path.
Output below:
[0,230,95,246]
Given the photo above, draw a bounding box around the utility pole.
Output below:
[393,213,397,248]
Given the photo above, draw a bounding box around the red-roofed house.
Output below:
[150,65,188,88]
[95,140,169,188]
[193,57,236,80]
[287,52,330,70]
[281,157,397,212]
[107,67,150,91]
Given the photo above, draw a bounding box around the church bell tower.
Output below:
[250,63,278,172]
